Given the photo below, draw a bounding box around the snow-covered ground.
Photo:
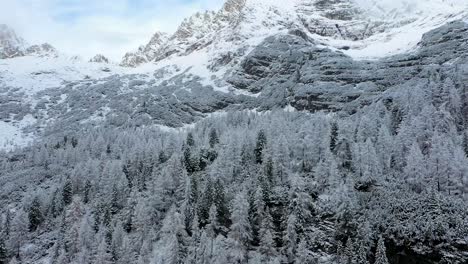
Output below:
[0,114,35,151]
[0,56,124,98]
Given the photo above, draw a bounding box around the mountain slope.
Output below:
[0,1,468,264]
[1,0,468,151]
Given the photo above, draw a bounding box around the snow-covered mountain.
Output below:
[0,0,467,150]
[0,24,60,59]
[1,1,468,264]
[121,0,468,63]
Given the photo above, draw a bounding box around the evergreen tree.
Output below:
[258,209,277,260]
[95,236,112,264]
[156,207,188,264]
[0,235,8,264]
[206,205,220,238]
[198,179,214,227]
[296,239,315,264]
[83,179,92,204]
[186,132,195,147]
[48,188,63,218]
[375,237,389,264]
[28,197,43,232]
[255,130,267,164]
[213,179,231,233]
[7,209,28,258]
[209,128,219,148]
[228,192,251,263]
[330,121,339,153]
[62,179,73,206]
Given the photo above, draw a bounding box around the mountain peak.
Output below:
[0,24,26,59]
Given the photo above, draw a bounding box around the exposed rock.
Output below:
[120,32,169,67]
[25,43,58,57]
[0,24,26,59]
[89,54,110,63]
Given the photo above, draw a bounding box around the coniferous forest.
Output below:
[1,70,468,264]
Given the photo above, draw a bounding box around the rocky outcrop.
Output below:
[1,24,59,59]
[25,43,58,57]
[120,32,169,67]
[121,47,148,67]
[89,54,110,63]
[228,20,468,112]
[0,24,26,59]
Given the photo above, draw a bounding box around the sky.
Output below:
[0,0,225,60]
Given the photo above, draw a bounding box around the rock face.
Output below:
[121,47,148,67]
[25,43,58,57]
[19,20,468,135]
[89,54,110,63]
[0,24,58,59]
[120,32,169,67]
[0,24,26,59]
[229,21,468,112]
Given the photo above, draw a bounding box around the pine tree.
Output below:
[0,235,8,264]
[157,207,188,264]
[356,242,370,264]
[296,239,315,264]
[258,209,277,260]
[462,131,468,157]
[285,214,298,263]
[213,179,231,233]
[255,130,267,164]
[209,128,219,148]
[404,142,426,192]
[28,197,43,232]
[62,179,73,206]
[228,192,251,263]
[206,204,219,238]
[95,236,112,264]
[7,209,28,257]
[48,188,64,218]
[198,179,214,227]
[330,121,339,153]
[83,179,92,204]
[375,237,389,264]
[186,132,195,147]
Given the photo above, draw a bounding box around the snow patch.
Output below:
[0,114,36,151]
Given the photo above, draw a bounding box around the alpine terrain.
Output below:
[0,0,468,263]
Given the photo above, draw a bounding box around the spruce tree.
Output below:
[375,237,389,264]
[0,235,7,264]
[255,130,267,164]
[330,121,339,153]
[62,179,73,206]
[213,179,231,233]
[209,128,219,148]
[228,192,251,263]
[28,197,43,232]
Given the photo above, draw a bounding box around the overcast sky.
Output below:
[0,0,224,60]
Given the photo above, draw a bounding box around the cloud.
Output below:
[0,0,225,60]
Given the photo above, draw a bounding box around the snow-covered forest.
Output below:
[1,69,467,264]
[2,0,468,263]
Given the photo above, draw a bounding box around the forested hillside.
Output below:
[1,1,468,263]
[1,67,467,263]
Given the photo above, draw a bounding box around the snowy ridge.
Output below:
[118,0,468,85]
